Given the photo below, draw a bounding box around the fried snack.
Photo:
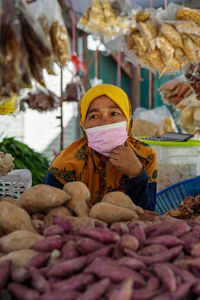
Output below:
[175,22,200,36]
[190,34,200,47]
[50,21,70,66]
[138,20,158,51]
[182,34,198,62]
[160,23,183,48]
[131,119,157,137]
[156,35,175,60]
[175,48,189,67]
[163,117,176,132]
[102,0,116,24]
[132,32,148,57]
[176,8,200,27]
[194,107,200,127]
[89,0,106,30]
[136,9,151,23]
[180,106,195,134]
[146,48,165,73]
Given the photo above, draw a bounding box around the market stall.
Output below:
[2,0,200,299]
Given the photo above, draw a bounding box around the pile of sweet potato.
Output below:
[0,182,148,236]
[1,215,200,299]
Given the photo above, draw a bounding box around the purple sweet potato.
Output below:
[169,281,195,300]
[48,256,87,277]
[193,280,200,295]
[77,237,104,254]
[125,245,183,265]
[180,233,198,253]
[0,260,11,289]
[43,225,64,236]
[166,263,196,282]
[52,273,94,291]
[147,276,160,291]
[109,278,133,300]
[139,244,167,256]
[61,241,79,260]
[29,267,50,294]
[129,223,146,245]
[110,222,129,235]
[131,288,160,299]
[40,290,80,300]
[8,282,39,300]
[119,234,139,252]
[77,227,120,244]
[31,236,63,252]
[187,257,200,269]
[86,245,114,264]
[26,253,50,269]
[191,241,200,257]
[170,222,191,237]
[145,235,183,247]
[84,259,145,284]
[111,244,124,259]
[153,263,177,292]
[118,256,146,270]
[76,278,110,300]
[145,221,174,238]
[53,216,73,233]
[11,265,29,283]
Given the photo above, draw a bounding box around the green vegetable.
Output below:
[0,137,49,185]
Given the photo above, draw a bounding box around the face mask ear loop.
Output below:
[80,121,88,142]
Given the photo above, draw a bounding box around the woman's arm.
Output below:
[123,168,157,211]
[43,171,64,189]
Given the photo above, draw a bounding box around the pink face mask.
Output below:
[85,121,128,157]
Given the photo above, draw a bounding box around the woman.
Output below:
[44,84,157,210]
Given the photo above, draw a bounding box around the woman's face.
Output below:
[84,95,127,129]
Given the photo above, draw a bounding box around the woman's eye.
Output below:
[90,114,98,119]
[112,111,119,116]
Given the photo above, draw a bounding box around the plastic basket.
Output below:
[0,169,32,199]
[155,176,200,214]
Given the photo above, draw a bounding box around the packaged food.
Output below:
[131,106,177,137]
[159,76,193,106]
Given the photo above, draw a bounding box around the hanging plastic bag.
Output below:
[77,0,134,43]
[159,76,193,106]
[61,78,85,102]
[29,0,71,67]
[131,105,177,137]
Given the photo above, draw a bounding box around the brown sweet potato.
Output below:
[63,181,90,217]
[89,202,138,224]
[1,196,20,206]
[0,201,35,234]
[43,206,73,226]
[31,219,46,234]
[0,230,44,253]
[0,249,38,267]
[101,191,144,214]
[19,184,71,213]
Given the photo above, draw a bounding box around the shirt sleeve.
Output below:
[123,168,157,211]
[43,171,64,189]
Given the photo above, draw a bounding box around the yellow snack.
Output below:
[89,0,106,30]
[164,58,180,71]
[160,24,183,49]
[136,9,151,23]
[132,32,148,57]
[146,48,165,73]
[175,22,200,36]
[101,0,116,25]
[182,35,198,62]
[156,35,175,61]
[79,7,91,26]
[176,8,200,27]
[180,106,195,134]
[175,48,189,67]
[138,20,158,50]
[163,117,176,132]
[190,34,200,47]
[131,119,158,137]
[194,107,200,127]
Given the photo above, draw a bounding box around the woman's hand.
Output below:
[109,146,143,178]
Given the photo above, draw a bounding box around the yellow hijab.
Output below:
[49,84,157,206]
